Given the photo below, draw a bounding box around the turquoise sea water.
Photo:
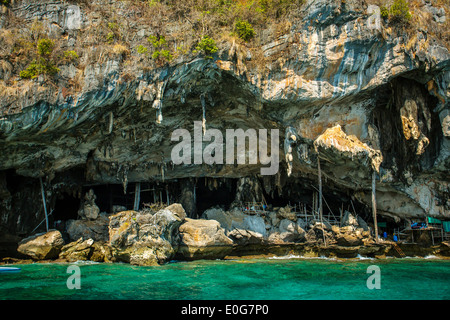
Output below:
[0,256,449,300]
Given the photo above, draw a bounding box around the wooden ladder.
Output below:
[393,243,406,258]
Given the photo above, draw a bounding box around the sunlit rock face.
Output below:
[0,0,448,243]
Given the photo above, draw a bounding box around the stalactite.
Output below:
[153,101,163,124]
[122,167,128,194]
[200,93,206,135]
[108,112,114,134]
[284,127,298,177]
[180,88,186,104]
[153,81,167,124]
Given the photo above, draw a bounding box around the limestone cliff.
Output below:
[0,0,448,250]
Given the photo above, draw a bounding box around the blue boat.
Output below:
[0,267,21,273]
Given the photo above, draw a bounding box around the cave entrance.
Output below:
[86,182,176,213]
[260,177,372,227]
[376,215,406,240]
[195,178,237,215]
[53,193,80,221]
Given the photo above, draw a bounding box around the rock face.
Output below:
[108,204,186,266]
[0,0,448,249]
[66,213,110,242]
[59,238,94,262]
[78,189,100,220]
[58,237,112,262]
[177,218,234,260]
[17,230,65,260]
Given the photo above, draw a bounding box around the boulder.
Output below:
[90,242,113,262]
[266,211,280,228]
[177,218,234,260]
[17,230,65,260]
[78,189,100,220]
[228,228,265,246]
[335,233,363,247]
[357,216,370,231]
[66,213,110,242]
[59,238,94,262]
[305,223,333,244]
[267,232,285,244]
[279,219,306,242]
[242,215,267,237]
[108,203,186,266]
[203,207,245,232]
[341,211,358,227]
[203,207,267,237]
[277,206,297,221]
[277,219,306,243]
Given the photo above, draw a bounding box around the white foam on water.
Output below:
[268,254,339,261]
[269,254,302,260]
[355,254,375,260]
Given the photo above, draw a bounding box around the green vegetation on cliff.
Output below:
[20,39,59,79]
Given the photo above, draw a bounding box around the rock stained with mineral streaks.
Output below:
[0,0,448,247]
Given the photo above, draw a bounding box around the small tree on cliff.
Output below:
[20,39,59,79]
[389,0,412,26]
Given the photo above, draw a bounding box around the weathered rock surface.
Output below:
[108,204,186,266]
[66,213,109,242]
[78,189,100,220]
[17,230,65,260]
[177,218,234,260]
[228,229,265,246]
[59,238,94,262]
[0,0,448,254]
[58,238,112,262]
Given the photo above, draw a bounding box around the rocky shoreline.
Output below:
[3,203,450,266]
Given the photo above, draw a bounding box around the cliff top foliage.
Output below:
[0,0,448,112]
[369,0,449,44]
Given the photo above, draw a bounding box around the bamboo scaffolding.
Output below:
[39,177,49,232]
[372,171,379,243]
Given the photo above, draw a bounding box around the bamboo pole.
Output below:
[39,177,49,232]
[372,171,379,243]
[318,158,323,220]
[318,157,326,246]
[166,185,170,205]
[133,182,141,211]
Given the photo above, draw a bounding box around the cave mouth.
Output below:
[260,178,373,226]
[66,176,373,226]
[53,192,80,221]
[195,177,237,214]
[85,182,176,213]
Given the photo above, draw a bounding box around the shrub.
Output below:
[380,6,389,19]
[195,35,218,59]
[106,32,115,44]
[148,0,160,7]
[235,20,255,42]
[107,22,118,31]
[159,49,172,60]
[19,58,59,79]
[148,35,167,49]
[19,61,39,79]
[137,45,148,55]
[389,0,412,25]
[20,38,59,79]
[64,50,79,62]
[37,39,55,57]
[148,35,172,64]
